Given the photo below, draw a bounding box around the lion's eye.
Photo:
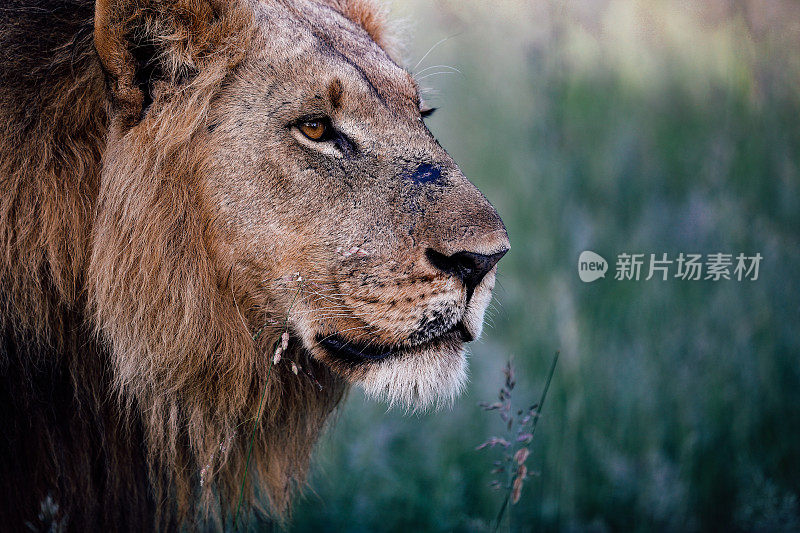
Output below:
[420,107,437,119]
[299,119,328,141]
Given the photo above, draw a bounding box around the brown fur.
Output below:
[320,0,397,55]
[0,0,509,530]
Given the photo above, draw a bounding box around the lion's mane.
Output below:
[0,0,391,529]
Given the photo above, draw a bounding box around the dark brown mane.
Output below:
[0,0,105,338]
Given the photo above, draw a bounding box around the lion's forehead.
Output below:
[253,0,418,109]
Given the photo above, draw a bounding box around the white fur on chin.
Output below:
[357,346,468,412]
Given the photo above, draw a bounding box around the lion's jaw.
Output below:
[289,265,500,410]
[332,272,498,411]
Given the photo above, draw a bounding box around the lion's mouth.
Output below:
[316,321,473,364]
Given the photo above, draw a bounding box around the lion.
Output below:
[0,0,509,529]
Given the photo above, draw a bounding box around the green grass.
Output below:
[290,2,800,531]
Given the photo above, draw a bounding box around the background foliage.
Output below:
[291,1,800,530]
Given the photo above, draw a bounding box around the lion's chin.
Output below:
[357,344,468,412]
[305,325,470,411]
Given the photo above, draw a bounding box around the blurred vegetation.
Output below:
[290,1,800,531]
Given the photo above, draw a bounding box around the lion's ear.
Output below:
[94,0,237,123]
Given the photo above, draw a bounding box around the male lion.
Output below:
[0,0,509,529]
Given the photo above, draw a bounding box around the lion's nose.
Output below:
[425,248,509,292]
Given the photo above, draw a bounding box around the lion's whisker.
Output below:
[412,34,460,71]
[414,64,462,76]
[416,71,459,82]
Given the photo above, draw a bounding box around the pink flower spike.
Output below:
[514,448,530,465]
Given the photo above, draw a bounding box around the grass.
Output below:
[475,352,559,532]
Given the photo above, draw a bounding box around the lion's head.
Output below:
[205,1,510,408]
[92,0,507,413]
[4,0,507,524]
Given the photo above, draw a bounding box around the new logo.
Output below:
[578,251,608,282]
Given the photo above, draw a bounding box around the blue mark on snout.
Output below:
[405,163,443,185]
